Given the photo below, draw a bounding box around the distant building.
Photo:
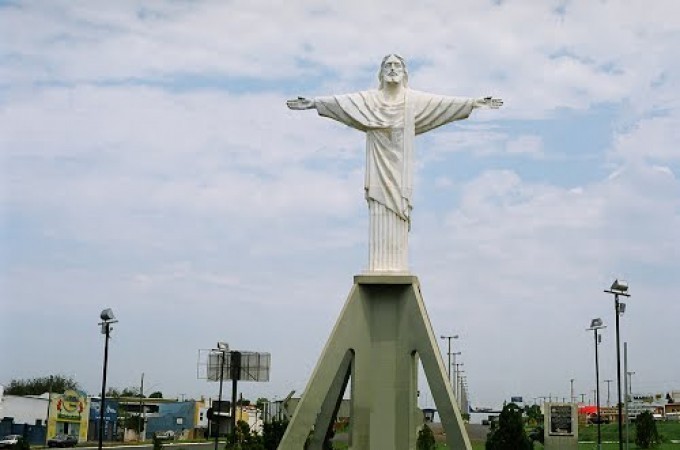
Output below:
[0,389,48,445]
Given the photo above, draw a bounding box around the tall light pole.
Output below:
[604,380,613,407]
[440,335,459,385]
[98,308,117,450]
[214,342,228,450]
[451,352,461,400]
[457,369,465,408]
[605,279,630,450]
[627,371,636,397]
[570,378,575,403]
[454,363,464,406]
[587,318,606,450]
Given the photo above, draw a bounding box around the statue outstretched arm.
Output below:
[286,96,316,110]
[473,96,503,109]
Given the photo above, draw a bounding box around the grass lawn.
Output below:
[333,421,680,449]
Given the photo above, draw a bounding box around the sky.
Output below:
[1,0,679,410]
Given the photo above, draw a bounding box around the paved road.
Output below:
[77,442,222,450]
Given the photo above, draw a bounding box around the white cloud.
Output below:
[505,135,543,156]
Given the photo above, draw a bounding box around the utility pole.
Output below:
[604,380,613,407]
[580,393,586,403]
[570,379,575,403]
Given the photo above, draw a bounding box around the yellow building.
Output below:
[47,389,90,442]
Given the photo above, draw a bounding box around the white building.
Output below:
[0,389,49,426]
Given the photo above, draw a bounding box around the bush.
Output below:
[416,423,436,450]
[14,437,30,450]
[485,403,532,450]
[262,419,288,450]
[226,420,264,450]
[528,426,544,445]
[152,435,163,450]
[635,411,661,448]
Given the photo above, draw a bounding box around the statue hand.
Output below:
[474,96,503,109]
[286,97,316,110]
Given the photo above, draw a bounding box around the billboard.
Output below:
[207,351,270,382]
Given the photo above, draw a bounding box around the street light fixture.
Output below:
[440,335,459,385]
[604,279,630,450]
[587,318,606,450]
[98,308,118,450]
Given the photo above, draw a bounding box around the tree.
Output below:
[486,403,532,450]
[149,391,163,399]
[255,398,269,411]
[635,410,661,448]
[107,386,142,398]
[262,419,288,450]
[416,423,436,450]
[4,375,79,395]
[524,404,543,426]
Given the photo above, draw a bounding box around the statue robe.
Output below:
[314,89,475,271]
[315,89,475,223]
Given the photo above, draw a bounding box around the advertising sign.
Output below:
[47,389,90,442]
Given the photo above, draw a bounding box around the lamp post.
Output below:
[440,335,459,386]
[587,318,606,450]
[451,352,461,400]
[98,308,117,450]
[214,342,228,450]
[454,363,464,406]
[457,368,465,409]
[627,371,636,397]
[605,279,630,450]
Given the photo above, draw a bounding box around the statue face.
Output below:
[381,55,405,86]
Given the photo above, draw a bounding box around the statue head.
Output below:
[378,54,408,89]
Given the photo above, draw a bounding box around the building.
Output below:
[0,390,48,445]
[47,389,90,443]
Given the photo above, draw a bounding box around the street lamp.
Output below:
[451,352,461,402]
[587,318,606,450]
[440,335,459,385]
[605,279,630,450]
[98,308,117,450]
[213,342,229,450]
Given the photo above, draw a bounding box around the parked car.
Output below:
[153,431,175,441]
[0,435,21,448]
[47,435,78,448]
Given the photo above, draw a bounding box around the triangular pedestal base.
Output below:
[278,274,472,450]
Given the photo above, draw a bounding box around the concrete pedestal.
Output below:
[278,274,471,450]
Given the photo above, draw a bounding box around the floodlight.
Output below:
[100,308,115,322]
[610,279,628,293]
[590,318,603,328]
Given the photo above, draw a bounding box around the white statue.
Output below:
[287,54,502,272]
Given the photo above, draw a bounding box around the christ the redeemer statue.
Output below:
[287,54,502,273]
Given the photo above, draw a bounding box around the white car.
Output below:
[0,435,21,448]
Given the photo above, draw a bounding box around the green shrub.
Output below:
[262,419,288,450]
[485,403,532,450]
[416,423,436,450]
[14,437,30,450]
[635,411,661,448]
[152,435,163,450]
